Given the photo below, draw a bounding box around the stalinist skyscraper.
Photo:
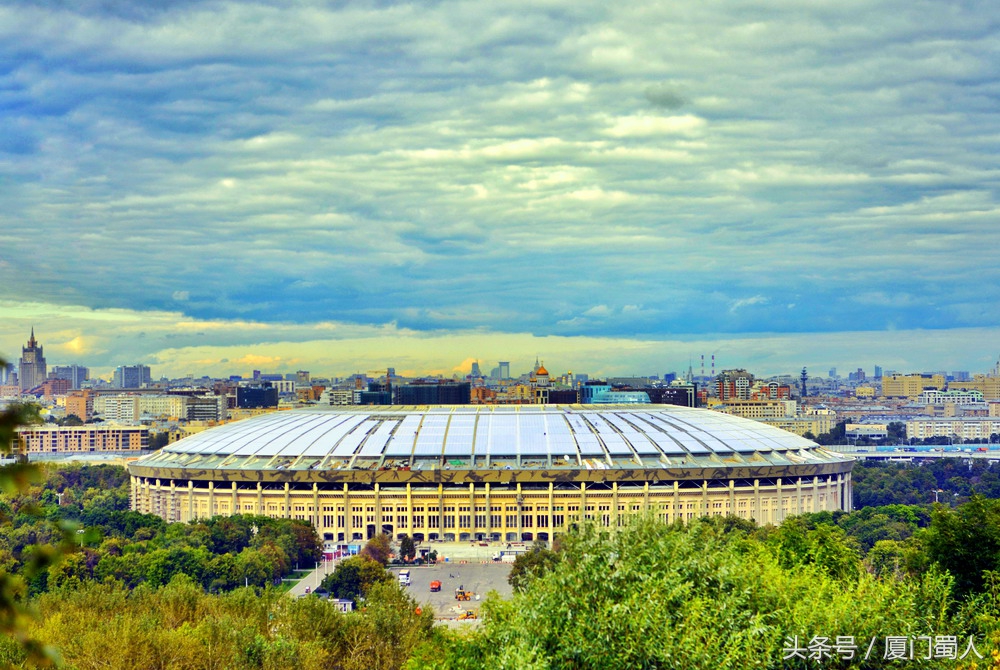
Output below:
[18,328,47,390]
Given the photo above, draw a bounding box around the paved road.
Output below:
[285,554,514,620]
[286,561,337,597]
[394,562,513,618]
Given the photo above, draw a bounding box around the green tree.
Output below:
[887,421,906,442]
[148,431,169,450]
[0,380,64,666]
[360,533,392,566]
[814,421,847,446]
[398,534,416,562]
[321,555,394,604]
[926,494,1000,597]
[508,540,561,593]
[766,517,862,580]
[424,518,955,670]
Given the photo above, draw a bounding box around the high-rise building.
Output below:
[498,361,510,380]
[18,328,47,390]
[66,390,95,421]
[580,381,612,403]
[113,364,152,389]
[236,382,279,408]
[50,365,89,390]
[0,362,14,385]
[716,369,753,401]
[874,365,883,379]
[881,373,946,399]
[395,381,470,404]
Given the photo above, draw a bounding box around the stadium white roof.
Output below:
[139,405,846,472]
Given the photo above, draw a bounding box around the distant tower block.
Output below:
[19,328,47,390]
[800,367,808,398]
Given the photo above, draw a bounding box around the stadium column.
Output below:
[612,481,619,529]
[155,479,162,516]
[643,481,650,515]
[208,481,215,518]
[837,473,844,511]
[728,480,735,516]
[130,475,138,510]
[776,478,784,522]
[795,477,803,516]
[517,482,524,540]
[813,476,820,513]
[406,483,413,537]
[673,481,680,523]
[187,481,194,522]
[437,483,444,537]
[231,481,238,516]
[753,478,761,524]
[579,482,586,526]
[468,482,475,539]
[343,483,351,541]
[284,482,291,519]
[375,482,381,535]
[313,483,320,528]
[846,471,853,511]
[484,482,491,538]
[169,480,177,523]
[256,482,263,515]
[547,482,554,537]
[700,480,707,517]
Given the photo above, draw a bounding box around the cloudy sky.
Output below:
[2,0,999,379]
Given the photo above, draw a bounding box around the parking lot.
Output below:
[394,561,514,619]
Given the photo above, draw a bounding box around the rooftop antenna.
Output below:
[800,367,808,398]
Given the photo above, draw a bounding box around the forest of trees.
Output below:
[852,458,1000,506]
[7,495,1000,668]
[0,464,323,596]
[419,509,1000,669]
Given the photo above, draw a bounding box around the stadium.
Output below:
[128,405,855,541]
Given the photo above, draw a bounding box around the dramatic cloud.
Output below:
[644,83,686,110]
[2,0,999,376]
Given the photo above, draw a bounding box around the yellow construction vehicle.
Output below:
[457,609,477,620]
[455,588,472,601]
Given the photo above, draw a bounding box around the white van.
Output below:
[398,569,411,586]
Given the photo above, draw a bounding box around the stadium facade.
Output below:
[128,405,855,541]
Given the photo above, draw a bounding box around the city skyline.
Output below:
[3,2,1000,377]
[3,320,999,382]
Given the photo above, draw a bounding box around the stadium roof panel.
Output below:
[140,405,842,472]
